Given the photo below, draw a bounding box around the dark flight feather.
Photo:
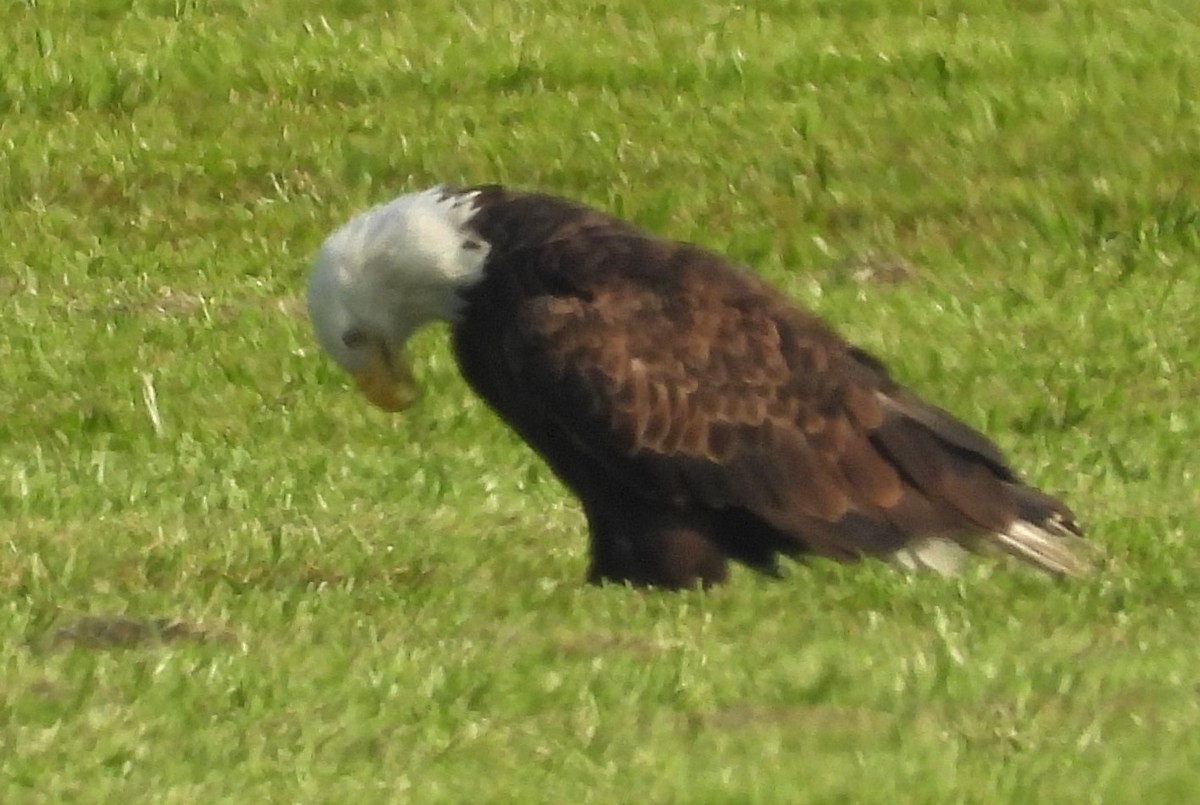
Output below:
[444,185,1087,588]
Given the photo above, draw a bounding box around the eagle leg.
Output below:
[584,504,729,590]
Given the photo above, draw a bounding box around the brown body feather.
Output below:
[449,186,1085,588]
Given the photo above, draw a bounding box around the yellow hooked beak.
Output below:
[352,343,419,413]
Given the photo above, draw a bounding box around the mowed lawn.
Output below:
[3,0,1199,801]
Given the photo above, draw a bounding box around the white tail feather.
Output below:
[889,538,970,576]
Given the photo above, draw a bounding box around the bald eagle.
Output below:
[307,185,1087,589]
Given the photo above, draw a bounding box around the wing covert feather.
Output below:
[504,259,901,541]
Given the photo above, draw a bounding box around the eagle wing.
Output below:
[500,239,1081,569]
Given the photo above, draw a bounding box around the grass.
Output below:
[3,0,1199,801]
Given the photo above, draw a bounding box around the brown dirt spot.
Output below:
[45,615,236,651]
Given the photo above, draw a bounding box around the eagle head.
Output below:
[306,187,490,411]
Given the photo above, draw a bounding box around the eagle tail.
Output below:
[890,517,1091,578]
[888,484,1091,578]
[993,514,1092,577]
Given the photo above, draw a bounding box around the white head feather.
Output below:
[306,186,490,374]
